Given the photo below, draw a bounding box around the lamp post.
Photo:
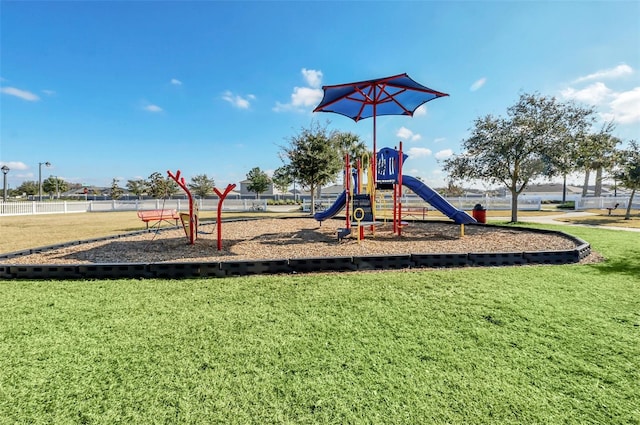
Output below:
[1,165,9,202]
[38,161,51,201]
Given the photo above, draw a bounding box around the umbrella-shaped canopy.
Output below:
[313,73,449,173]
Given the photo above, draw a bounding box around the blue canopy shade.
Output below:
[313,73,449,122]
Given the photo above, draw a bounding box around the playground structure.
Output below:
[314,142,477,240]
[167,169,235,249]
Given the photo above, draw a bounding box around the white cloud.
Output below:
[601,87,640,124]
[1,86,40,101]
[413,104,427,116]
[144,104,163,112]
[407,147,432,158]
[302,68,323,88]
[222,91,255,109]
[573,64,633,83]
[0,161,28,170]
[560,82,612,104]
[470,77,487,91]
[433,137,446,143]
[291,86,323,107]
[171,78,183,85]
[274,87,322,112]
[435,149,453,160]
[42,89,56,96]
[275,68,324,113]
[561,83,640,124]
[396,126,421,142]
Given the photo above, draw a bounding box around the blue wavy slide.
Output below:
[402,175,476,224]
[314,190,347,222]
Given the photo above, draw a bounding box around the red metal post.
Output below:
[345,154,351,230]
[167,169,197,245]
[398,141,404,237]
[214,184,236,251]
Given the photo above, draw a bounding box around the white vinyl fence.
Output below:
[304,195,542,213]
[575,196,637,210]
[0,198,268,217]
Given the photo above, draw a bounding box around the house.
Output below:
[519,183,585,198]
[239,179,275,196]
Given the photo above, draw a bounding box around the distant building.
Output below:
[239,179,277,196]
[520,183,586,198]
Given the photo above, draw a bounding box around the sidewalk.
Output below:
[496,211,640,232]
[267,205,302,213]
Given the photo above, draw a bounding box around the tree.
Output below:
[15,181,38,197]
[280,121,344,214]
[333,131,369,171]
[440,180,465,197]
[110,178,124,200]
[126,179,147,199]
[443,93,594,222]
[272,165,294,197]
[615,141,640,220]
[576,122,620,197]
[42,176,68,198]
[147,172,179,198]
[188,174,215,198]
[147,172,167,198]
[543,116,601,203]
[246,167,270,199]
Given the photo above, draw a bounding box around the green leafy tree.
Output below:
[576,122,620,197]
[440,180,465,197]
[148,172,167,198]
[333,131,369,171]
[15,181,38,197]
[246,167,270,199]
[614,141,640,220]
[280,121,344,214]
[543,116,602,203]
[42,177,68,198]
[272,165,294,196]
[126,179,148,200]
[443,92,594,222]
[188,174,215,198]
[147,172,180,198]
[110,178,124,200]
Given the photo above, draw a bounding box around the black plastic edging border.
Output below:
[0,219,591,280]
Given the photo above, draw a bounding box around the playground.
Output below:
[3,217,588,266]
[0,147,598,272]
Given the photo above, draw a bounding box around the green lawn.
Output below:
[1,226,638,424]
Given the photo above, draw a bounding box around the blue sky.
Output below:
[1,1,639,191]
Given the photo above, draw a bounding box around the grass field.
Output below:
[0,211,290,253]
[0,217,638,423]
[557,209,640,229]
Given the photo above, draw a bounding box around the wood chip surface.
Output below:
[3,218,593,265]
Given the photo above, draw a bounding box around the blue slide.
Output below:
[314,190,347,222]
[402,175,477,224]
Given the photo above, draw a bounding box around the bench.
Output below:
[605,203,620,216]
[137,209,180,229]
[402,206,429,220]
